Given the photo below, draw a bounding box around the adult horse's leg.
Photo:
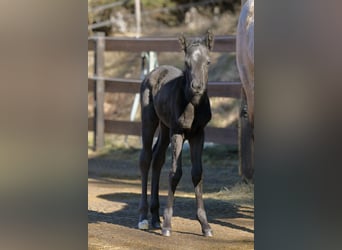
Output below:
[189,129,213,237]
[150,123,170,229]
[238,88,254,182]
[162,133,183,236]
[138,106,159,230]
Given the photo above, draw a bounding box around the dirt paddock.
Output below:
[88,144,254,249]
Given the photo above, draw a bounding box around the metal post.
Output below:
[149,51,158,71]
[129,51,158,123]
[94,32,105,151]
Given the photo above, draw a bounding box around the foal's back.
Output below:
[142,65,183,98]
[141,65,185,128]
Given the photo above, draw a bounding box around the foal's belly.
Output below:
[153,90,197,131]
[153,89,176,128]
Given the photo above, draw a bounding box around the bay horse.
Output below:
[138,31,214,237]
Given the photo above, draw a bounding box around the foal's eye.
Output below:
[207,61,211,66]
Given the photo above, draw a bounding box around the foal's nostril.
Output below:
[191,81,201,91]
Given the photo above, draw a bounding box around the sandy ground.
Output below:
[88,156,254,249]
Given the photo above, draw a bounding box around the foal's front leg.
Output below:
[189,130,213,237]
[162,133,183,236]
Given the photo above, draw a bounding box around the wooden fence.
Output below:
[88,33,241,150]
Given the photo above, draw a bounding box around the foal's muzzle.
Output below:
[191,81,204,94]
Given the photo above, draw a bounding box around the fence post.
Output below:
[93,32,105,151]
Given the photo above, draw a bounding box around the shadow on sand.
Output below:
[88,191,254,235]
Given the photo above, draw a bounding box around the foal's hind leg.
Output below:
[189,130,213,237]
[150,123,170,229]
[138,109,158,230]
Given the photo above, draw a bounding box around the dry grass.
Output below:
[213,182,254,206]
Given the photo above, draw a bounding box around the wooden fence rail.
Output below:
[88,77,241,98]
[88,33,241,150]
[88,35,236,52]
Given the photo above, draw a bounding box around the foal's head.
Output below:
[179,30,214,105]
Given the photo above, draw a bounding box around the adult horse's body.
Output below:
[138,31,214,237]
[236,0,254,180]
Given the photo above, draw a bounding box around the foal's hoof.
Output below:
[203,229,213,237]
[138,219,149,230]
[151,221,161,229]
[162,228,171,237]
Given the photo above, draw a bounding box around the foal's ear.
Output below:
[178,34,188,52]
[204,29,214,51]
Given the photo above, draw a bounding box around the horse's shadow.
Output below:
[88,192,254,236]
